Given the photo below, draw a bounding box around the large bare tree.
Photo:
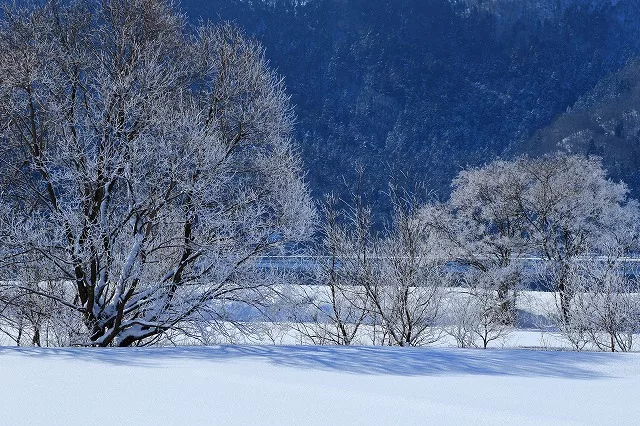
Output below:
[0,0,315,346]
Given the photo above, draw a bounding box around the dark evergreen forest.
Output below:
[183,0,640,211]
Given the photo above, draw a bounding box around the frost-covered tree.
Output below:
[373,188,446,346]
[512,154,637,322]
[293,191,374,345]
[432,154,638,325]
[422,153,640,350]
[422,159,528,331]
[0,0,314,346]
[445,268,515,349]
[565,262,639,352]
[445,159,529,319]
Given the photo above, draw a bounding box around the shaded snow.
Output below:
[0,345,638,425]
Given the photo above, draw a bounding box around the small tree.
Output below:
[373,188,445,346]
[293,190,374,345]
[446,268,514,349]
[299,181,447,347]
[560,256,640,352]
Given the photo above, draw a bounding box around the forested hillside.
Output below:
[519,58,640,188]
[182,0,640,207]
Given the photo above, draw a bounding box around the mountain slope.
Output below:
[519,58,640,193]
[181,0,640,208]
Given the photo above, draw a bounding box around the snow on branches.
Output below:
[0,0,314,346]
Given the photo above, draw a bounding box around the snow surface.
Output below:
[1,345,638,425]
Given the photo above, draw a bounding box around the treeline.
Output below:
[293,154,640,351]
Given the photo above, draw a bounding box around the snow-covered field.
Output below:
[1,289,637,424]
[1,345,638,425]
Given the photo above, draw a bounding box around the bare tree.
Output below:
[297,180,446,347]
[293,172,375,345]
[372,188,445,346]
[0,0,315,346]
[558,250,640,352]
[447,268,515,349]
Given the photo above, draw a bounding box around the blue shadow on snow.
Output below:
[0,345,622,380]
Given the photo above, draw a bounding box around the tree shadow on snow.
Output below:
[0,345,623,380]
